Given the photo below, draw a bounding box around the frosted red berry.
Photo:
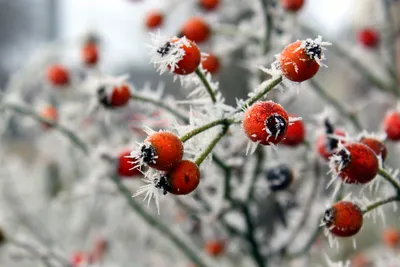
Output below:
[243,101,289,145]
[145,10,164,29]
[359,137,387,161]
[280,0,304,12]
[331,143,378,184]
[47,64,69,86]
[159,160,200,195]
[383,110,400,141]
[204,240,225,257]
[81,42,99,66]
[40,105,58,129]
[281,115,305,146]
[316,129,345,161]
[323,201,363,237]
[181,17,211,43]
[97,84,131,108]
[199,0,220,11]
[167,39,201,75]
[117,150,141,177]
[358,28,379,49]
[201,53,220,74]
[140,131,184,171]
[280,40,321,82]
[382,228,400,248]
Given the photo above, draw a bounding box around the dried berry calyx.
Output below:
[265,164,293,191]
[155,175,172,195]
[265,114,287,138]
[140,143,157,165]
[157,41,172,57]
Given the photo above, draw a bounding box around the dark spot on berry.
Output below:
[337,149,351,167]
[140,144,157,164]
[265,115,287,138]
[304,40,322,59]
[157,41,172,57]
[155,175,171,195]
[265,164,293,191]
[97,86,112,108]
[324,119,339,152]
[184,175,190,183]
[323,208,335,226]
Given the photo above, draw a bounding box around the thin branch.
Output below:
[237,76,283,112]
[242,206,266,267]
[130,94,189,123]
[378,168,400,193]
[195,68,217,103]
[180,118,234,142]
[362,195,400,214]
[110,175,209,267]
[1,103,89,154]
[308,79,363,131]
[195,125,229,166]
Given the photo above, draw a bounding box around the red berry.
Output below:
[40,106,58,129]
[359,137,387,161]
[181,17,211,43]
[280,40,321,82]
[331,143,378,184]
[205,240,224,257]
[97,84,131,108]
[165,160,200,195]
[47,64,69,86]
[70,251,86,267]
[201,53,220,74]
[383,110,400,141]
[145,10,164,29]
[382,228,400,248]
[358,28,379,48]
[140,131,184,171]
[242,101,289,145]
[323,201,363,237]
[117,150,141,177]
[199,0,220,11]
[280,0,304,12]
[90,237,108,263]
[281,115,305,146]
[351,254,371,267]
[316,129,345,161]
[169,38,201,75]
[81,42,99,66]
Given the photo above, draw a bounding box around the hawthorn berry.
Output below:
[359,136,387,161]
[199,0,220,11]
[156,160,200,195]
[358,28,380,49]
[145,10,164,29]
[330,143,378,184]
[265,164,293,191]
[204,240,225,257]
[280,38,326,82]
[117,150,141,177]
[138,131,184,171]
[181,17,211,43]
[70,251,87,267]
[383,110,400,141]
[281,115,305,147]
[81,42,99,66]
[323,201,363,237]
[39,105,58,129]
[97,84,131,108]
[316,120,346,160]
[382,228,400,248]
[242,100,289,145]
[280,0,304,12]
[46,64,70,86]
[201,53,220,74]
[157,38,201,75]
